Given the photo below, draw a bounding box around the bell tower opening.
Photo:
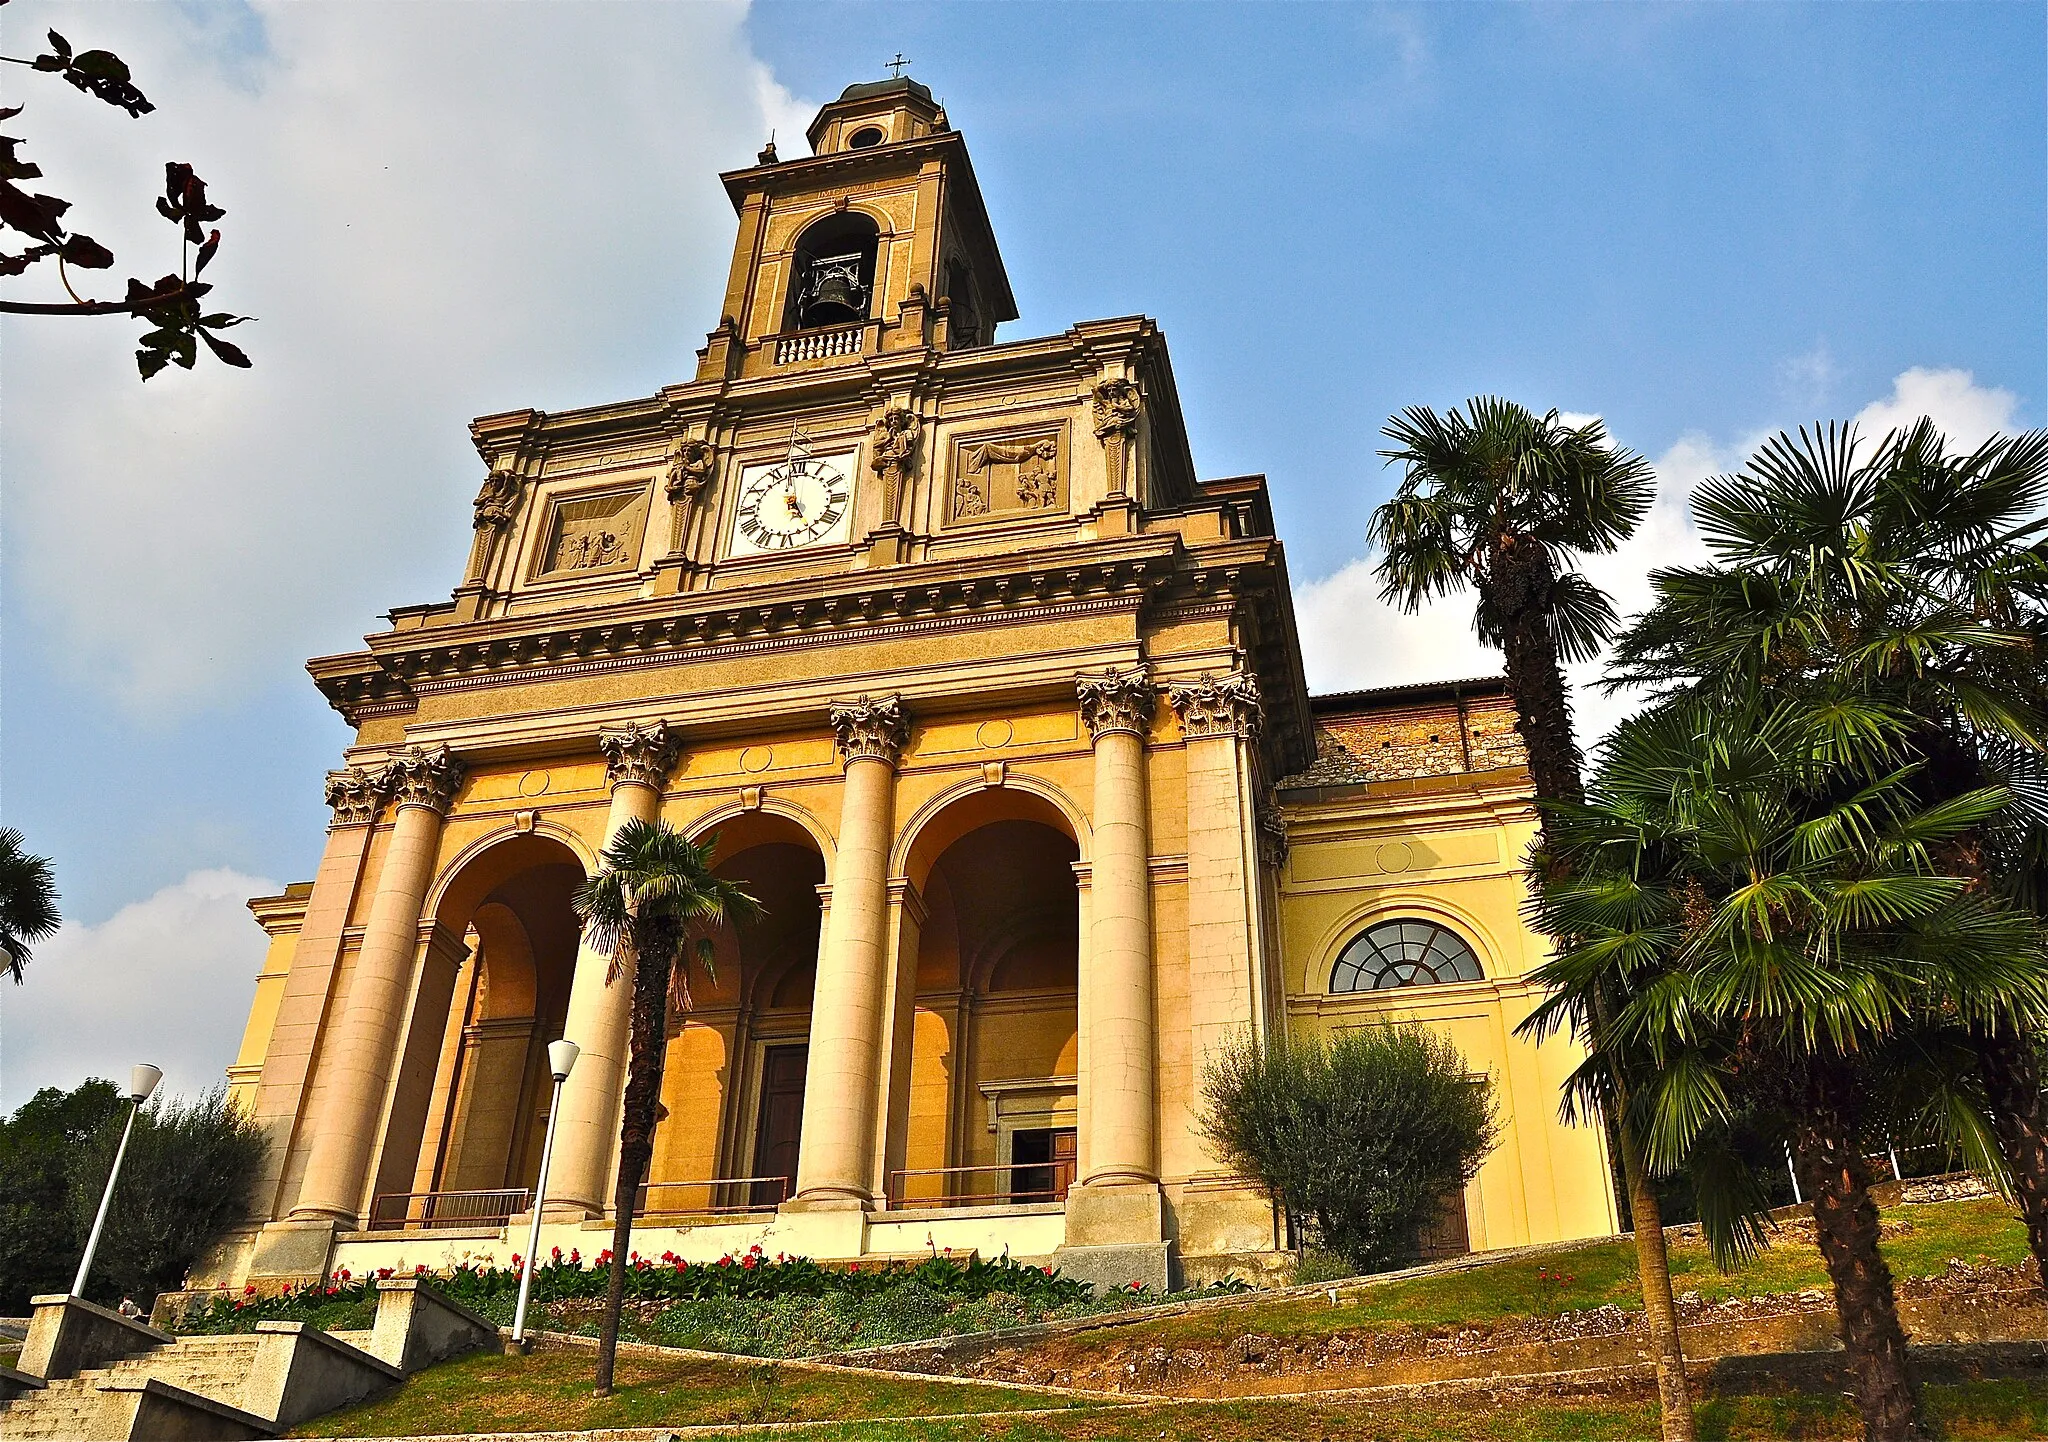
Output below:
[787,212,880,331]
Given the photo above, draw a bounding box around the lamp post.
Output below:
[511,1039,578,1347]
[73,1063,163,1299]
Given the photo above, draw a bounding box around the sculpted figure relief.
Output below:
[664,438,715,506]
[964,436,1061,512]
[471,465,523,530]
[1090,377,1141,440]
[869,407,922,511]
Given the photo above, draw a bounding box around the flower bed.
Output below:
[179,1244,1245,1352]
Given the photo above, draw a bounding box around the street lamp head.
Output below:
[129,1064,163,1104]
[547,1039,580,1082]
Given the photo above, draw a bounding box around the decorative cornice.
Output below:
[829,694,908,767]
[1075,667,1155,741]
[382,744,465,815]
[323,767,388,828]
[599,720,681,791]
[1168,671,1263,740]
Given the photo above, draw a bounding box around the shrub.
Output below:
[0,1080,264,1311]
[1202,1025,1499,1272]
[64,1085,266,1308]
[0,1080,125,1311]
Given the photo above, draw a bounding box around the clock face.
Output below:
[728,453,855,556]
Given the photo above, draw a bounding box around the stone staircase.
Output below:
[0,1282,495,1440]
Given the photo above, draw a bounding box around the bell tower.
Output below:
[695,76,1017,381]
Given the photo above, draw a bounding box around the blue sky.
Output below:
[2,1,2041,1106]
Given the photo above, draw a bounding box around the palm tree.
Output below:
[572,818,758,1397]
[1373,397,1654,806]
[1608,420,2048,1288]
[0,828,61,983]
[1369,398,1698,1437]
[1525,697,2048,1442]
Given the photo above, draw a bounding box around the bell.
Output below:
[801,254,866,326]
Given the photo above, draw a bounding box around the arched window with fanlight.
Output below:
[1330,918,1485,993]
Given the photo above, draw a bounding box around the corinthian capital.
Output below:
[381,744,465,815]
[1167,671,1262,740]
[829,694,908,767]
[599,720,681,791]
[323,767,387,828]
[1076,668,1155,741]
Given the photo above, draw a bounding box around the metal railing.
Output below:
[367,1187,530,1231]
[637,1175,791,1218]
[774,324,864,365]
[885,1161,1075,1211]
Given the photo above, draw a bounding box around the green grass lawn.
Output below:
[302,1376,2048,1440]
[287,1344,1085,1438]
[1114,1197,2034,1350]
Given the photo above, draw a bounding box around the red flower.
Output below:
[377,1267,394,1280]
[243,1285,257,1295]
[568,1249,581,1264]
[415,1264,427,1275]
[552,1246,563,1261]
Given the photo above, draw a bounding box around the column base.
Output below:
[1052,1240,1174,1294]
[248,1218,340,1287]
[769,1200,869,1262]
[1062,1180,1164,1245]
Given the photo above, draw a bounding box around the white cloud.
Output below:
[0,869,278,1112]
[1291,361,2026,752]
[1852,367,2019,452]
[3,1,814,713]
[1777,341,1839,412]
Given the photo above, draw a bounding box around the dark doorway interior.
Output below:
[1010,1126,1076,1202]
[752,1044,807,1207]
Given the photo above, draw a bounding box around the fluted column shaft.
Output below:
[293,746,463,1223]
[793,696,906,1206]
[1077,671,1159,1186]
[550,723,679,1214]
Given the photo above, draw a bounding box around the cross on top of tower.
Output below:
[885,53,913,79]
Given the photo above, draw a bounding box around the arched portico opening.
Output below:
[889,790,1080,1209]
[368,831,584,1228]
[644,811,825,1215]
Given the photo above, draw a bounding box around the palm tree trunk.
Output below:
[1791,1093,1925,1442]
[592,939,675,1398]
[1486,553,1584,810]
[1971,1023,2048,1291]
[1620,1123,1696,1441]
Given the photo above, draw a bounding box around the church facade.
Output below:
[218,78,1616,1293]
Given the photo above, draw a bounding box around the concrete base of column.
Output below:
[768,1202,868,1262]
[1061,1179,1165,1245]
[247,1219,340,1287]
[1053,1240,1174,1293]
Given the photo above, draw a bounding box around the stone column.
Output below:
[548,722,681,1215]
[1167,671,1268,1073]
[291,745,464,1224]
[791,695,907,1208]
[1074,669,1159,1188]
[249,767,389,1222]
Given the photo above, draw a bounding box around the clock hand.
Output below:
[783,491,806,519]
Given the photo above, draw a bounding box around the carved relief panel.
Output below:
[946,422,1068,525]
[528,484,651,582]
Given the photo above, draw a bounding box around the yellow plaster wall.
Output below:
[1277,790,1618,1249]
